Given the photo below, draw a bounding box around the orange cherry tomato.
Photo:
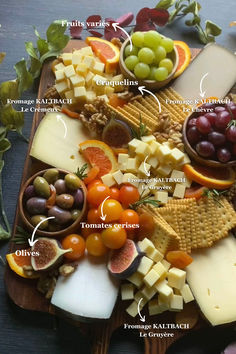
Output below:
[166,250,193,269]
[87,184,111,207]
[138,212,155,241]
[83,166,100,185]
[87,179,103,190]
[119,209,139,230]
[86,233,108,256]
[62,234,86,260]
[184,186,207,200]
[98,199,123,222]
[119,185,140,207]
[101,224,127,249]
[87,208,101,224]
[81,225,99,238]
[110,187,120,201]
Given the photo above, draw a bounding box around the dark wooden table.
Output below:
[0,1,235,353]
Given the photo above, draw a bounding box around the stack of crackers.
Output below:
[108,88,192,133]
[140,196,236,254]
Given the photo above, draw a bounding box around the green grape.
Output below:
[154,46,166,63]
[138,47,155,64]
[131,32,144,47]
[154,67,168,81]
[147,66,159,80]
[143,30,161,48]
[160,38,174,53]
[125,44,139,57]
[159,58,173,74]
[134,63,150,79]
[125,55,139,71]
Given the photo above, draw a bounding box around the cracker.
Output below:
[122,105,157,131]
[128,102,157,123]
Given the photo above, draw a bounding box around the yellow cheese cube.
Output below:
[141,285,157,300]
[134,290,144,303]
[97,94,109,103]
[144,268,160,288]
[168,148,184,165]
[138,238,155,254]
[76,63,88,76]
[170,170,185,180]
[155,191,168,205]
[168,267,186,289]
[72,52,83,67]
[149,140,161,155]
[161,259,171,271]
[128,139,141,154]
[156,164,172,176]
[121,283,134,300]
[126,158,138,173]
[85,71,94,87]
[86,90,96,103]
[182,175,192,188]
[148,248,164,263]
[147,156,159,169]
[179,153,191,166]
[173,183,186,199]
[180,284,194,303]
[153,262,167,279]
[64,64,76,78]
[170,294,183,311]
[55,69,65,82]
[112,170,123,185]
[158,294,169,311]
[80,46,94,56]
[135,142,151,158]
[104,86,115,97]
[149,299,165,315]
[155,279,173,299]
[92,61,105,74]
[157,145,171,163]
[62,53,72,65]
[141,135,156,144]
[64,90,76,104]
[70,75,85,87]
[138,161,151,175]
[127,272,144,288]
[55,62,65,71]
[55,80,69,94]
[137,256,154,276]
[92,74,108,94]
[122,173,139,188]
[74,86,87,102]
[118,153,129,164]
[126,301,139,317]
[101,173,116,187]
[110,74,124,92]
[83,55,94,69]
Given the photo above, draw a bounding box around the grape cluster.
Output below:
[124,30,174,82]
[187,103,236,163]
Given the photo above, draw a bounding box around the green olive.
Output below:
[48,222,62,232]
[56,194,74,210]
[43,169,59,184]
[33,177,50,198]
[71,209,81,221]
[65,173,81,190]
[31,215,49,230]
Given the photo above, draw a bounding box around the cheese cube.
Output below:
[112,170,123,185]
[141,135,156,144]
[161,259,171,271]
[104,86,115,97]
[70,74,85,87]
[156,164,172,176]
[55,80,69,94]
[128,139,140,153]
[92,74,107,94]
[173,183,186,199]
[127,272,144,288]
[137,256,154,276]
[64,90,76,104]
[64,64,76,78]
[149,140,161,155]
[134,290,143,303]
[182,175,192,188]
[101,173,116,187]
[55,62,65,71]
[121,283,134,300]
[83,55,94,69]
[170,170,185,180]
[138,184,150,198]
[147,156,159,169]
[138,161,151,175]
[158,294,170,310]
[138,238,155,254]
[144,269,160,288]
[62,53,72,65]
[76,63,88,76]
[85,71,94,87]
[118,153,129,165]
[74,86,87,102]
[157,145,171,163]
[126,157,138,173]
[97,94,109,103]
[153,262,167,279]
[92,61,105,74]
[168,267,186,290]
[179,153,191,166]
[72,52,83,66]
[86,90,96,103]
[135,142,151,158]
[155,191,168,205]
[122,173,139,188]
[168,148,184,165]
[126,301,139,317]
[55,69,65,82]
[80,46,94,56]
[170,294,183,311]
[111,74,124,92]
[148,248,164,263]
[155,279,173,299]
[141,285,157,300]
[148,299,165,315]
[180,284,194,303]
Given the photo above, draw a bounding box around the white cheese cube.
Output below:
[76,63,88,76]
[64,90,76,104]
[121,283,134,300]
[86,90,96,103]
[170,294,183,311]
[110,74,124,92]
[92,61,105,74]
[148,299,165,315]
[147,156,159,169]
[72,52,83,66]
[137,256,154,276]
[55,80,69,94]
[138,161,151,175]
[155,280,173,299]
[83,55,95,69]
[156,164,172,176]
[126,157,138,173]
[168,268,186,290]
[158,294,170,310]
[127,272,144,288]
[155,191,168,205]
[128,139,141,153]
[92,74,107,94]
[126,301,139,317]
[138,238,155,254]
[64,64,76,78]
[80,46,94,56]
[153,262,167,279]
[55,69,65,82]
[122,173,139,188]
[149,140,161,155]
[118,153,129,165]
[55,62,65,71]
[141,285,157,300]
[62,53,72,65]
[157,145,171,163]
[180,284,194,303]
[161,259,171,271]
[97,94,109,103]
[173,183,186,199]
[112,170,124,185]
[141,135,156,144]
[144,269,160,288]
[85,71,94,87]
[135,142,151,158]
[70,74,85,87]
[101,173,116,187]
[168,148,185,165]
[134,290,143,303]
[170,170,185,180]
[74,86,87,102]
[104,86,115,97]
[148,248,164,263]
[182,175,192,188]
[179,153,191,166]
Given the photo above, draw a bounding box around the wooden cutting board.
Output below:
[4,40,205,353]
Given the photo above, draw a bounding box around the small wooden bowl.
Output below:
[19,169,87,238]
[119,38,179,90]
[183,113,236,168]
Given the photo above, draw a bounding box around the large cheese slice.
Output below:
[187,235,236,326]
[51,255,119,320]
[172,43,236,101]
[30,112,91,172]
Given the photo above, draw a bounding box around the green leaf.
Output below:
[0,127,7,140]
[185,15,200,26]
[0,53,6,64]
[156,0,176,10]
[37,38,49,57]
[25,42,38,59]
[0,80,19,105]
[14,59,33,95]
[0,224,10,240]
[0,138,11,153]
[30,57,42,79]
[46,20,69,52]
[183,1,201,14]
[0,104,24,131]
[169,4,186,22]
[205,20,222,36]
[0,160,4,173]
[40,50,61,63]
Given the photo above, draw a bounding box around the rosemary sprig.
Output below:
[203,188,227,207]
[131,114,148,140]
[12,226,31,245]
[75,163,88,180]
[130,195,160,210]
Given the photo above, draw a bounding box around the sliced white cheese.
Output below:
[187,235,236,326]
[30,112,91,172]
[51,255,119,319]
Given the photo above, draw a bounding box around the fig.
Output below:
[102,118,132,148]
[108,239,144,279]
[31,238,72,271]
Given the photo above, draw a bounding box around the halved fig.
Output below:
[102,118,132,148]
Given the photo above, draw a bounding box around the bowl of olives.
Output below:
[19,168,87,238]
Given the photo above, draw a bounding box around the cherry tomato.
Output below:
[86,233,108,256]
[87,208,101,224]
[126,229,136,240]
[87,184,111,207]
[101,224,127,249]
[119,209,139,229]
[110,187,120,201]
[83,166,100,185]
[98,199,123,222]
[62,234,86,260]
[87,179,103,190]
[138,212,155,241]
[119,185,140,207]
[81,224,99,238]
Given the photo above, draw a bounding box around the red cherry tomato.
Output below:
[110,187,120,200]
[87,179,103,190]
[119,185,140,207]
[87,208,101,224]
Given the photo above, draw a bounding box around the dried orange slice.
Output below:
[79,140,117,178]
[183,163,235,189]
[85,37,120,74]
[173,41,191,78]
[6,250,39,278]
